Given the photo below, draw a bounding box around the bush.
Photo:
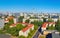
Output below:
[47,25,55,30]
[25,19,30,23]
[18,36,26,38]
[16,24,25,31]
[55,19,60,32]
[0,30,5,34]
[18,16,24,22]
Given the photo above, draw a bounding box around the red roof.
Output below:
[42,22,48,28]
[48,22,55,24]
[5,19,9,21]
[8,16,14,20]
[22,26,29,32]
[42,22,55,28]
[22,24,34,32]
[10,22,34,32]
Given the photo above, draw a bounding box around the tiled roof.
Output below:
[42,22,55,28]
[8,16,14,20]
[42,22,48,28]
[5,16,14,22]
[22,24,34,32]
[48,22,55,24]
[22,26,29,32]
[10,22,34,32]
[5,19,9,21]
[10,22,34,30]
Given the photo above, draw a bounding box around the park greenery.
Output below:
[9,19,14,25]
[0,30,5,34]
[6,23,25,36]
[2,19,25,37]
[55,19,60,32]
[48,18,53,22]
[16,24,24,31]
[31,21,43,26]
[18,36,26,38]
[47,25,55,30]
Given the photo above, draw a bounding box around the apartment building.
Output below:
[41,22,55,31]
[0,18,4,29]
[19,24,34,37]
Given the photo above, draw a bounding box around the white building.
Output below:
[51,18,58,22]
[41,22,48,31]
[20,13,24,16]
[0,18,4,29]
[13,18,17,24]
[4,18,9,23]
[41,22,55,31]
[23,18,43,23]
[19,24,34,37]
[48,22,55,27]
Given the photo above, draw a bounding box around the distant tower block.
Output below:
[9,13,12,16]
[13,18,17,24]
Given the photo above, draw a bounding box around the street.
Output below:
[33,26,42,38]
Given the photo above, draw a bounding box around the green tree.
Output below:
[31,21,43,26]
[9,19,14,25]
[43,17,46,22]
[25,19,30,23]
[34,25,38,30]
[16,24,24,31]
[7,27,18,36]
[47,25,55,30]
[27,28,37,38]
[0,30,5,34]
[48,18,53,22]
[18,36,26,38]
[4,23,10,30]
[4,19,14,30]
[5,23,25,36]
[18,16,24,23]
[55,19,60,32]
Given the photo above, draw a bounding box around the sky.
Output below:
[0,0,60,13]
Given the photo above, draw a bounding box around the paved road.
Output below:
[33,31,40,38]
[0,34,11,38]
[33,27,42,38]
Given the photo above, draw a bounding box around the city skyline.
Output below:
[0,0,60,13]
